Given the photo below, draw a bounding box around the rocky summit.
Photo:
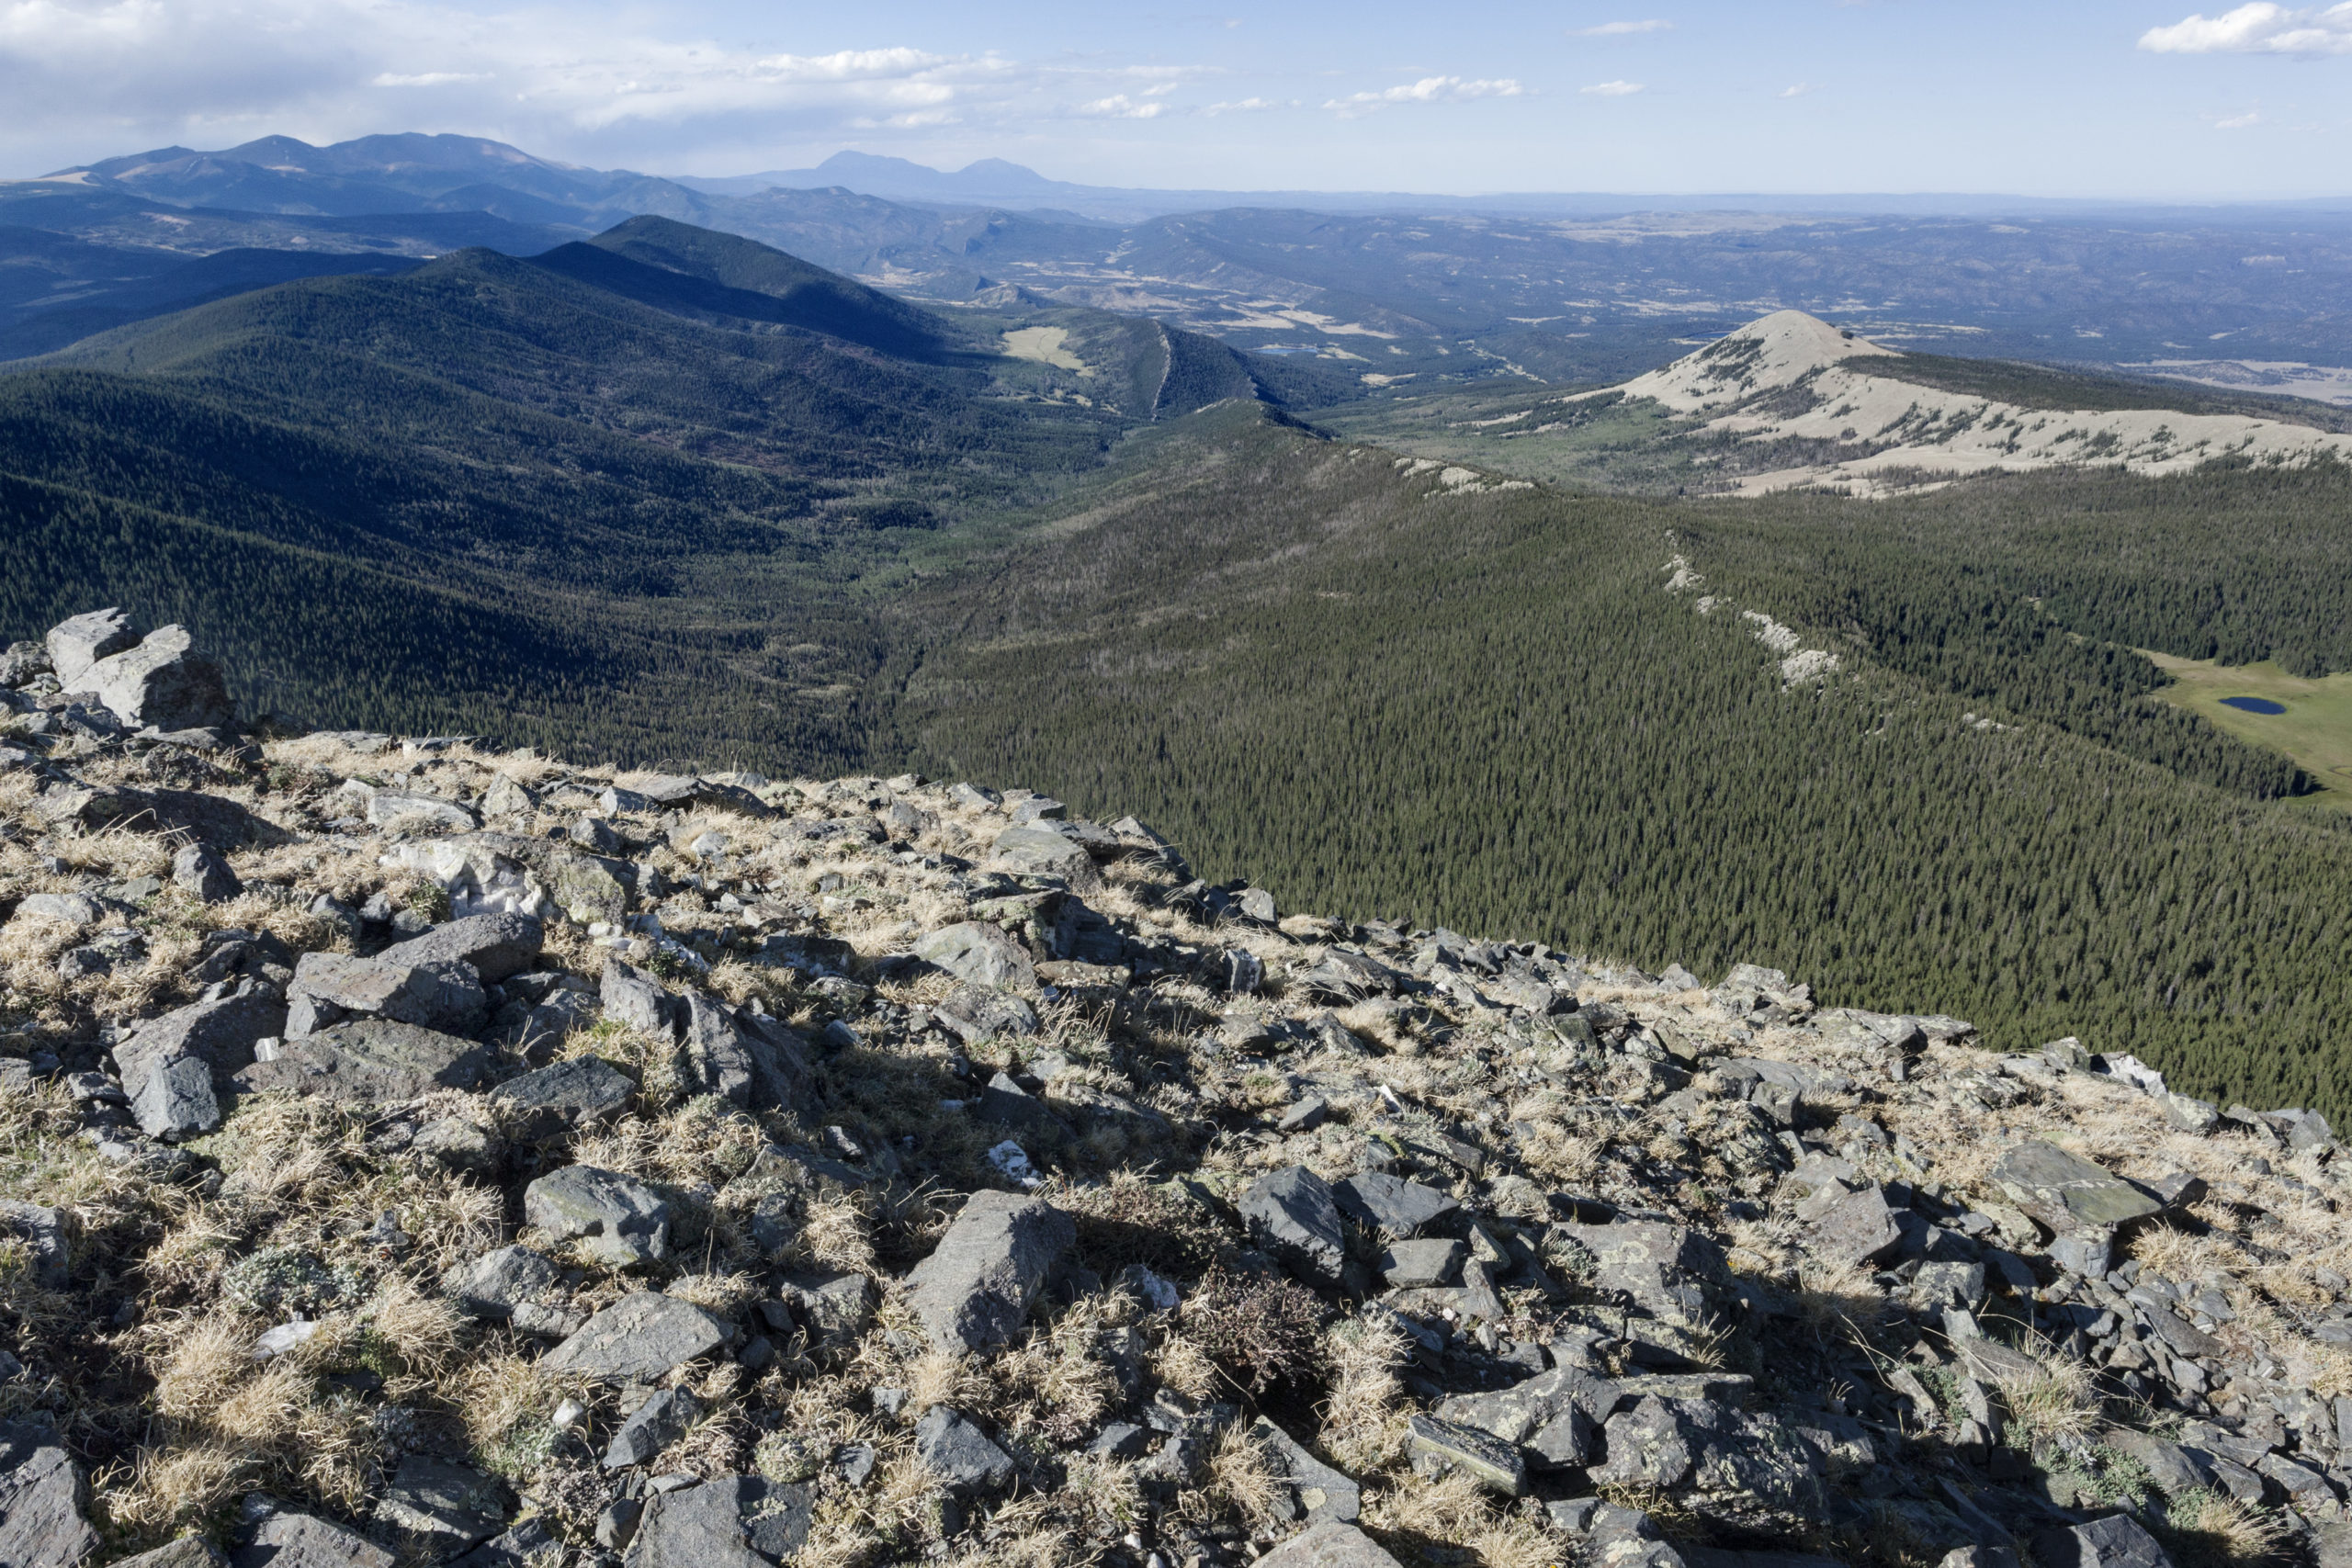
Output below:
[3,610,2350,1568]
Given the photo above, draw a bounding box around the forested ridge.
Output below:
[893,411,2352,1120]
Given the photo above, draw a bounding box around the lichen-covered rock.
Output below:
[1240,1165,1346,1287]
[0,1418,95,1568]
[540,1292,729,1382]
[903,1190,1073,1354]
[523,1165,673,1268]
[230,1019,492,1102]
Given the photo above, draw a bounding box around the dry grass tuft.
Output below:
[2159,1488,2292,1568]
[1319,1313,1410,1472]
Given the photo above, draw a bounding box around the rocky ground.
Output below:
[4,609,2352,1568]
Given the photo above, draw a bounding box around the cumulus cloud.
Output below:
[1073,95,1166,119]
[1780,82,1815,97]
[2138,3,2352,54]
[2215,109,2264,127]
[1580,79,1646,96]
[0,0,1188,173]
[1572,18,1674,34]
[1204,97,1294,114]
[1322,75,1527,116]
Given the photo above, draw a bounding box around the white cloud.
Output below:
[1322,75,1527,117]
[2138,3,2352,55]
[1580,79,1646,96]
[2215,109,2264,127]
[0,0,1203,174]
[1204,97,1294,114]
[1074,95,1166,119]
[1572,18,1674,34]
[1780,82,1815,97]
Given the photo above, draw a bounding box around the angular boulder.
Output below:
[130,1055,220,1141]
[2033,1515,2176,1568]
[983,824,1102,892]
[1550,1221,1721,1327]
[1240,1165,1347,1288]
[914,922,1037,990]
[228,1512,393,1568]
[376,912,545,983]
[1435,1366,1620,1466]
[1257,1522,1406,1568]
[0,1417,96,1568]
[80,626,232,731]
[114,982,286,1100]
[913,1405,1015,1492]
[540,1292,729,1382]
[442,1245,562,1320]
[601,959,679,1036]
[230,1020,492,1103]
[287,952,488,1037]
[1991,1142,2160,1234]
[903,1190,1074,1354]
[1806,1185,1905,1269]
[604,1387,702,1470]
[374,1457,514,1553]
[524,1165,673,1269]
[622,1478,765,1568]
[171,843,241,904]
[0,1204,71,1290]
[45,608,138,691]
[1333,1172,1459,1237]
[491,1057,635,1141]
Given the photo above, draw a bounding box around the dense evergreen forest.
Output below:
[892,409,2352,1121]
[6,225,2352,1119]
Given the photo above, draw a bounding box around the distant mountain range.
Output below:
[7,131,2352,396]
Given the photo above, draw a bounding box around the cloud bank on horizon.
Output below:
[0,0,2345,197]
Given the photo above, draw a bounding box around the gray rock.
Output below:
[1240,1165,1347,1287]
[450,1519,560,1568]
[229,1020,492,1103]
[2161,1094,2221,1135]
[108,1537,222,1568]
[2049,1231,2116,1279]
[1806,1185,1904,1269]
[1378,1238,1464,1288]
[479,774,535,818]
[45,608,138,690]
[1435,1366,1619,1465]
[676,990,759,1106]
[732,1008,815,1112]
[1277,1095,1328,1133]
[114,982,286,1101]
[605,1387,702,1469]
[2102,1429,2208,1495]
[781,1272,876,1345]
[1334,1172,1459,1237]
[229,1513,394,1568]
[377,912,545,983]
[412,1117,503,1178]
[976,1071,1071,1140]
[172,843,241,904]
[1407,1412,1528,1495]
[1256,1521,1407,1568]
[602,959,679,1036]
[914,922,1037,990]
[0,1418,95,1568]
[492,1056,635,1141]
[1251,1416,1362,1525]
[374,1456,514,1552]
[0,1204,70,1289]
[904,1190,1074,1354]
[1593,1397,1824,1532]
[933,985,1038,1043]
[622,1478,764,1568]
[81,626,232,730]
[366,791,480,832]
[130,1054,220,1141]
[442,1246,561,1319]
[983,824,1102,891]
[1550,1221,1720,1326]
[524,1166,673,1269]
[287,951,487,1037]
[1991,1142,2161,1233]
[2033,1515,2175,1568]
[738,1478,815,1559]
[913,1405,1015,1492]
[540,1292,730,1382]
[12,893,105,926]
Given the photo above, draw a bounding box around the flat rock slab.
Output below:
[904,1190,1073,1354]
[913,1405,1016,1492]
[540,1292,729,1382]
[1378,1238,1464,1288]
[230,1513,394,1568]
[289,951,487,1036]
[1240,1165,1346,1287]
[1407,1412,1528,1495]
[116,984,287,1096]
[984,824,1103,891]
[1257,1522,1406,1568]
[1992,1142,2161,1233]
[376,912,545,983]
[231,1021,492,1103]
[1434,1366,1619,1464]
[493,1057,635,1141]
[2033,1515,2176,1568]
[0,1419,96,1568]
[1806,1185,1904,1269]
[524,1165,673,1269]
[1334,1172,1458,1236]
[914,921,1036,990]
[374,1456,514,1551]
[442,1245,561,1319]
[622,1477,765,1568]
[1550,1220,1721,1325]
[1252,1416,1362,1525]
[109,1540,221,1568]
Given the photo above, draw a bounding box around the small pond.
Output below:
[2220,696,2288,715]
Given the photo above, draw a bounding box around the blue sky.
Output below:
[4,1,2346,197]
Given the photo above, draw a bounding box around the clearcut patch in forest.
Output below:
[2146,651,2352,810]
